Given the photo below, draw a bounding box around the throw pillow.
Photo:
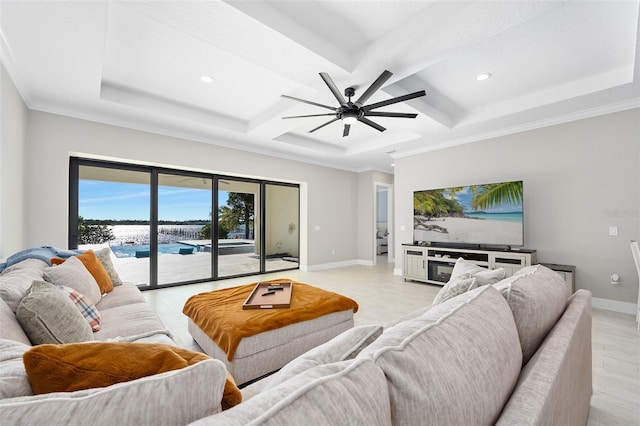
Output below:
[95,247,124,286]
[0,338,33,398]
[0,267,45,313]
[56,285,102,332]
[431,275,477,306]
[43,256,102,303]
[223,370,243,410]
[23,341,211,394]
[450,257,506,286]
[51,250,114,294]
[493,264,570,364]
[16,280,94,345]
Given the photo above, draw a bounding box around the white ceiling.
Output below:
[1,0,639,173]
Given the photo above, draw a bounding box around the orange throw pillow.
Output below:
[23,342,242,409]
[223,370,243,410]
[51,250,114,294]
[24,342,210,394]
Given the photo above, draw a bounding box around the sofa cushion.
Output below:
[451,257,506,286]
[258,324,383,392]
[357,285,522,426]
[431,275,477,306]
[56,285,102,332]
[0,338,32,398]
[94,282,146,311]
[43,256,102,304]
[51,250,114,294]
[92,302,167,341]
[0,265,45,313]
[23,341,210,394]
[493,264,570,364]
[16,281,94,345]
[0,298,31,345]
[0,359,227,425]
[191,359,392,426]
[95,247,123,287]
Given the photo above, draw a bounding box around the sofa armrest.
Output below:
[0,359,227,425]
[497,289,592,426]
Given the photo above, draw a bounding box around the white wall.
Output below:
[0,63,27,259]
[23,110,360,268]
[395,108,640,305]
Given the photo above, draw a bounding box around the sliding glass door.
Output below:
[75,165,151,288]
[217,179,260,278]
[265,184,299,272]
[70,158,299,289]
[157,173,212,285]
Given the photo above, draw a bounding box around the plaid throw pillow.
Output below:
[56,285,102,332]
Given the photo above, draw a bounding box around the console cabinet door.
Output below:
[403,248,427,281]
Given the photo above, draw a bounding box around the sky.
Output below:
[79,180,229,221]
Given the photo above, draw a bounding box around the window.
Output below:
[70,158,299,289]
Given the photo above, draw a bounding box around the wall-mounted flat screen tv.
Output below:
[413,180,524,248]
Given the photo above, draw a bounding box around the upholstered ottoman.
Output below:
[183,280,358,385]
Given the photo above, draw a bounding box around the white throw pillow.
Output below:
[43,256,101,303]
[432,276,477,306]
[450,257,505,287]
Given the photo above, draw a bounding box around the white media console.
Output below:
[402,244,537,285]
[402,244,575,294]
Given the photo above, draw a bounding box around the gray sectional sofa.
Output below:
[193,264,592,425]
[0,254,591,425]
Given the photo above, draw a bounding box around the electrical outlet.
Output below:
[609,226,618,236]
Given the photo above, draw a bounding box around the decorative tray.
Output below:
[242,280,293,310]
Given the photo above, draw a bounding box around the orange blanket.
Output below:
[183,280,358,361]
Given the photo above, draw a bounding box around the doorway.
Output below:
[374,183,393,264]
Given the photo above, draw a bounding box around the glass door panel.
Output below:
[78,166,151,287]
[265,184,300,272]
[157,174,212,285]
[217,180,260,277]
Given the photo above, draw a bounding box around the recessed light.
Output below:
[476,73,492,81]
[200,75,214,84]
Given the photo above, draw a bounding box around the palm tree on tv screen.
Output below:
[470,181,523,211]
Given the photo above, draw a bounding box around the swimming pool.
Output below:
[110,243,194,258]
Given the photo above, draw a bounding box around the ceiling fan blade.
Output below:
[281,94,336,111]
[309,117,340,133]
[355,70,393,107]
[319,72,347,106]
[365,111,418,118]
[363,90,426,111]
[343,124,351,137]
[358,117,386,132]
[282,113,336,119]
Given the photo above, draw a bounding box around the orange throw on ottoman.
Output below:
[183,279,358,385]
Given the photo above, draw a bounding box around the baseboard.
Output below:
[303,259,363,272]
[591,297,638,315]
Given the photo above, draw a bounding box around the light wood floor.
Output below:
[143,257,640,425]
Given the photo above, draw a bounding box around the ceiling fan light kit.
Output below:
[282,70,425,137]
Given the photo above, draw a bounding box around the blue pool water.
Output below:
[111,243,193,258]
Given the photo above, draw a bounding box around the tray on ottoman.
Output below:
[243,280,292,309]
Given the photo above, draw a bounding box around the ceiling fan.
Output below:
[282,70,425,137]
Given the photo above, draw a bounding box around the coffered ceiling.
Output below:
[1,1,639,173]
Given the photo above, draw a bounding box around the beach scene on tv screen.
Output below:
[413,181,523,246]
